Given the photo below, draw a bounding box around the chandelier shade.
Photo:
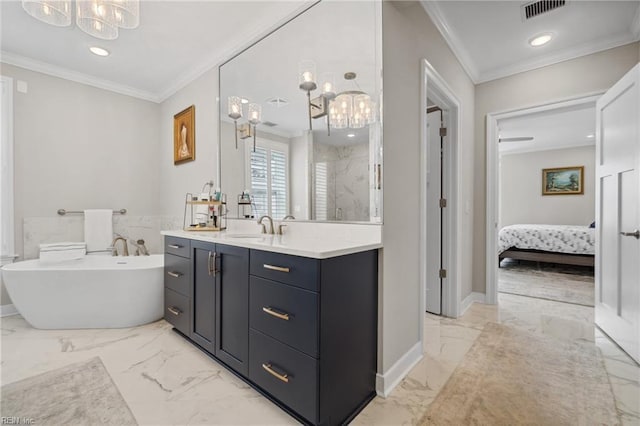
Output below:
[21,0,72,27]
[111,0,139,29]
[76,0,119,40]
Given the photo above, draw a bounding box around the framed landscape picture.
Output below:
[542,166,584,195]
[174,105,195,165]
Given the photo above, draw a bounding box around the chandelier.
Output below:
[22,0,139,40]
[298,61,376,133]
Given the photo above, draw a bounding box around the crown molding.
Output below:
[156,1,318,103]
[419,0,480,83]
[477,33,640,84]
[0,51,161,102]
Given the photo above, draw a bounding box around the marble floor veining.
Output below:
[2,292,639,425]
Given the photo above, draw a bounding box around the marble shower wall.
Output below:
[22,215,183,260]
[313,142,370,221]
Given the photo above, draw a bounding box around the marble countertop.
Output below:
[161,230,382,259]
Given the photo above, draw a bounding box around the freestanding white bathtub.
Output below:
[1,255,164,329]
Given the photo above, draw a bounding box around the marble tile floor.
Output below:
[1,293,638,425]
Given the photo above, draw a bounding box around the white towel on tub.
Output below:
[84,209,113,253]
[39,242,86,262]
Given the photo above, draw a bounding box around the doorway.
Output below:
[419,59,461,326]
[485,93,603,305]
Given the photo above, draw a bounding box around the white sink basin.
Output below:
[225,234,266,239]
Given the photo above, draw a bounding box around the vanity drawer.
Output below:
[250,250,319,292]
[165,236,190,259]
[250,276,318,358]
[164,253,191,297]
[164,288,190,336]
[249,329,318,423]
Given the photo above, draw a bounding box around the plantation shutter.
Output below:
[249,143,288,218]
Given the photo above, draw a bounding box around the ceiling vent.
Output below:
[521,0,566,20]
[267,97,289,108]
[262,121,278,127]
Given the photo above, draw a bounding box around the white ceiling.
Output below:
[0,0,311,102]
[498,102,596,155]
[421,0,640,83]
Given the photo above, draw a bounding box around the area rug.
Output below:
[1,357,137,425]
[420,323,619,426]
[499,260,594,306]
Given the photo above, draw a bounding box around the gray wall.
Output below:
[0,63,161,305]
[473,43,639,294]
[381,1,476,373]
[500,146,596,228]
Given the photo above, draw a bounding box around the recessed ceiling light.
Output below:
[241,98,249,104]
[529,33,553,47]
[89,46,110,57]
[587,134,595,138]
[347,133,355,138]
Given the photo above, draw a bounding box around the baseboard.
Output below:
[0,304,18,317]
[460,292,485,316]
[375,341,423,398]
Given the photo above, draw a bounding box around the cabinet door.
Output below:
[191,240,216,353]
[215,244,249,376]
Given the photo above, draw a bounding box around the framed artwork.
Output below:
[542,166,584,195]
[174,105,195,164]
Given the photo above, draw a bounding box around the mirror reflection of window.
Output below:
[315,162,328,220]
[248,139,289,219]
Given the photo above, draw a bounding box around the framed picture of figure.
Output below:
[174,105,195,164]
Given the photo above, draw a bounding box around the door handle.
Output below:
[620,230,640,239]
[208,251,219,276]
[168,244,182,249]
[167,271,182,278]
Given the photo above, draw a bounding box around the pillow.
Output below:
[589,221,595,228]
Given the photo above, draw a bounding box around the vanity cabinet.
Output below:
[163,236,378,425]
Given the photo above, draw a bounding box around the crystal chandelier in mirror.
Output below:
[297,65,376,133]
[22,0,140,40]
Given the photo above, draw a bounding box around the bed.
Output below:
[498,224,595,267]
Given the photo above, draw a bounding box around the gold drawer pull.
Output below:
[262,363,289,383]
[263,264,290,273]
[167,307,181,316]
[167,271,182,278]
[262,306,290,321]
[168,244,182,249]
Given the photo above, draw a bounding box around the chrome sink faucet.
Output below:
[257,215,275,235]
[111,236,129,256]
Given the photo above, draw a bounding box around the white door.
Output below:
[426,107,443,314]
[595,64,640,363]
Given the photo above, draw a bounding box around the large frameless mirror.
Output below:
[219,1,382,223]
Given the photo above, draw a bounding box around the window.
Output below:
[315,162,327,220]
[247,139,289,219]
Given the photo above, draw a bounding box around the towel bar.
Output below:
[57,209,127,216]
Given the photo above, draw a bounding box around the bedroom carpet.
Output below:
[1,357,137,425]
[419,322,619,426]
[499,259,594,306]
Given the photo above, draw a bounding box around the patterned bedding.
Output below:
[498,224,595,255]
